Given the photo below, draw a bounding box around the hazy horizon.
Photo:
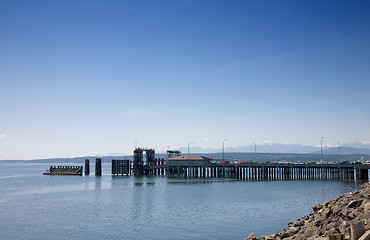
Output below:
[1,141,370,161]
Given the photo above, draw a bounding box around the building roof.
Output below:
[166,155,213,161]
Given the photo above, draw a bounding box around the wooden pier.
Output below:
[164,163,369,181]
[45,151,368,182]
[143,155,370,181]
[43,166,83,176]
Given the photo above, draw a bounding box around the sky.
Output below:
[1,0,370,160]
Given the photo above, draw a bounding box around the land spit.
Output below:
[246,182,370,240]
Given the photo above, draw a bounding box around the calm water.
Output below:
[0,162,365,240]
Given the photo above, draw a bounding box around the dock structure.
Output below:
[112,160,130,175]
[144,155,370,181]
[133,148,155,175]
[143,158,166,176]
[42,148,369,181]
[43,166,83,176]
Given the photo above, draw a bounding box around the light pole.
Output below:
[321,137,324,162]
[222,139,227,161]
[338,141,340,156]
[188,141,194,156]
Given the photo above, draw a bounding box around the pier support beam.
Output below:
[357,169,369,181]
[85,159,90,175]
[95,158,102,176]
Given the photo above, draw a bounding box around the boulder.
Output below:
[246,233,257,240]
[299,227,319,239]
[363,202,370,212]
[348,200,363,208]
[286,227,300,235]
[313,204,323,213]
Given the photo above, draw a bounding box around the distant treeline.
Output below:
[0,152,368,164]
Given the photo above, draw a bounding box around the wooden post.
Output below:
[95,158,102,176]
[85,159,90,175]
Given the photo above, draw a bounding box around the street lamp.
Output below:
[321,137,324,162]
[188,141,195,156]
[338,141,340,156]
[222,140,227,161]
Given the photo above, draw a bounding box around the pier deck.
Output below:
[145,161,370,181]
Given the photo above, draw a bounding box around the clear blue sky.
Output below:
[1,0,370,159]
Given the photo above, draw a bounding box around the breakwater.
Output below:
[246,182,370,240]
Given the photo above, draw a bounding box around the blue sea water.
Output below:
[0,162,365,240]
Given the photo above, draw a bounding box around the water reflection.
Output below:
[94,176,102,190]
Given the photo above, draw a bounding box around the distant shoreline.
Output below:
[1,152,369,163]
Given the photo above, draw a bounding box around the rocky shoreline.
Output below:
[246,182,370,240]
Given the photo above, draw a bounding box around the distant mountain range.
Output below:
[1,142,369,163]
[181,144,317,154]
[2,151,368,164]
[180,142,370,155]
[311,147,370,155]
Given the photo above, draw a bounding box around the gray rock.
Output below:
[348,200,363,208]
[326,209,333,218]
[245,233,257,240]
[314,220,321,227]
[286,227,300,235]
[313,204,323,213]
[281,232,290,238]
[363,202,370,212]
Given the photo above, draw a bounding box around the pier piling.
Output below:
[95,158,102,176]
[85,159,90,175]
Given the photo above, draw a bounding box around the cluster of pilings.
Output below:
[143,158,166,175]
[165,164,369,181]
[83,158,102,176]
[133,148,155,175]
[112,160,130,175]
